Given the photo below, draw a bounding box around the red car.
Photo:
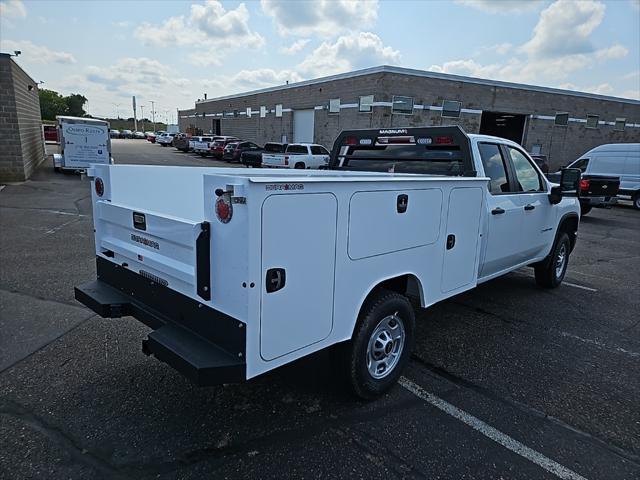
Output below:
[209,136,240,159]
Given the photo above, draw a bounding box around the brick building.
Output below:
[0,53,45,182]
[179,65,640,170]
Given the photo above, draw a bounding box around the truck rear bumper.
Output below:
[75,257,246,386]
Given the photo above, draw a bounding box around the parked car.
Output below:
[173,133,192,152]
[240,142,286,167]
[529,154,549,174]
[76,126,581,399]
[110,129,121,139]
[133,131,146,139]
[547,144,636,215]
[262,143,331,169]
[145,131,156,142]
[121,129,133,139]
[209,136,241,159]
[565,143,639,211]
[43,124,59,143]
[222,141,263,163]
[156,133,176,146]
[190,136,215,155]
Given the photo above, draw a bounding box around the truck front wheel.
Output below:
[534,232,570,288]
[345,289,415,399]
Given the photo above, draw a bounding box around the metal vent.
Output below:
[139,270,168,287]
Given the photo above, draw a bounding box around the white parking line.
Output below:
[514,270,597,292]
[399,377,589,480]
[562,282,598,292]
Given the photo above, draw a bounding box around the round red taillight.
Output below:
[95,177,104,197]
[215,195,232,223]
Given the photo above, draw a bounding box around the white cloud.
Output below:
[135,1,264,57]
[430,0,630,96]
[280,39,310,55]
[261,0,378,37]
[455,0,543,14]
[622,70,640,80]
[522,0,605,58]
[227,68,303,90]
[113,20,131,28]
[0,39,76,64]
[0,0,26,18]
[298,32,400,77]
[621,89,640,100]
[557,82,614,95]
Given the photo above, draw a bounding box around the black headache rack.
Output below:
[329,126,477,177]
[75,257,246,386]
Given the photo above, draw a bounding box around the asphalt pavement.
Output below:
[0,139,639,479]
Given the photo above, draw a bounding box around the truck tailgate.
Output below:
[580,175,620,197]
[95,201,209,299]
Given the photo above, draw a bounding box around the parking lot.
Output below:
[1,139,639,479]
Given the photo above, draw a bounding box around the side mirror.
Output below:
[549,168,581,205]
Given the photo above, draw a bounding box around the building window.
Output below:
[329,98,340,114]
[442,100,461,118]
[233,110,239,118]
[260,106,267,118]
[586,114,599,129]
[275,104,283,117]
[246,107,251,118]
[531,144,542,155]
[222,110,228,118]
[392,96,414,114]
[359,95,374,112]
[554,112,569,126]
[614,118,626,131]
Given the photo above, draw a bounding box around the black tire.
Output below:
[633,192,640,210]
[534,232,570,288]
[160,144,166,147]
[54,167,61,173]
[344,289,415,399]
[580,204,592,217]
[294,162,305,169]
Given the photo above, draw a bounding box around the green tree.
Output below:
[65,93,88,117]
[39,89,68,120]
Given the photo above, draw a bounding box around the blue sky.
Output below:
[1,0,638,121]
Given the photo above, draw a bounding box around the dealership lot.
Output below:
[1,140,639,479]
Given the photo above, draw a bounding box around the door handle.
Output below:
[524,204,535,211]
[491,207,505,215]
[265,268,286,293]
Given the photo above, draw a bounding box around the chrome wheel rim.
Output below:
[555,243,567,279]
[366,313,405,379]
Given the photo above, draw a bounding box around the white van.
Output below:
[567,143,640,209]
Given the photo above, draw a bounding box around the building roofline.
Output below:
[194,65,640,107]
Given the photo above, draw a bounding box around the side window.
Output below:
[508,147,543,192]
[570,158,589,172]
[479,143,510,194]
[311,146,329,155]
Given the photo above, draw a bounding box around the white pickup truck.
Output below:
[75,127,581,399]
[262,143,330,169]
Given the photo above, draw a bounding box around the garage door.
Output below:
[293,110,315,143]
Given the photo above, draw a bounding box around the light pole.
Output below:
[150,100,156,131]
[140,105,145,131]
[112,103,121,120]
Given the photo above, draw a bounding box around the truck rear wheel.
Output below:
[633,192,640,210]
[294,162,305,169]
[534,232,570,288]
[345,289,415,399]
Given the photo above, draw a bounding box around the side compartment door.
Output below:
[260,193,337,360]
[441,187,483,293]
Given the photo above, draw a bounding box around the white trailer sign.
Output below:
[54,116,112,171]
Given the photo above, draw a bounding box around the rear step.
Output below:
[143,324,244,386]
[74,258,246,386]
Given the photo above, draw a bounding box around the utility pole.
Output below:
[140,105,145,131]
[132,96,138,132]
[150,101,156,131]
[113,103,121,120]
